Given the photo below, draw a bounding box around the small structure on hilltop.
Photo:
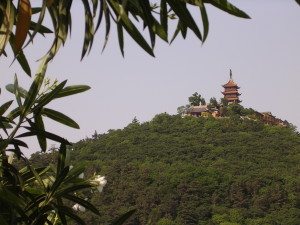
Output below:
[186,105,208,117]
[181,70,289,127]
[222,70,241,104]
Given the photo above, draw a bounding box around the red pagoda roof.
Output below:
[222,79,239,88]
[222,90,240,95]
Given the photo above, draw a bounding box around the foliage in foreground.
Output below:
[0,63,133,224]
[30,114,300,225]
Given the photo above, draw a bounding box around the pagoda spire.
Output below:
[230,69,232,80]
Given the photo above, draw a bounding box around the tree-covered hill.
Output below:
[30,114,300,225]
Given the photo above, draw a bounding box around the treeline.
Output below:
[27,114,300,225]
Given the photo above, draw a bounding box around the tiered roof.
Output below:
[222,70,241,103]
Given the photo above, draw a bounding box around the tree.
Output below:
[189,92,206,106]
[177,105,190,115]
[208,97,219,110]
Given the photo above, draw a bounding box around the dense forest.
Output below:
[28,113,300,225]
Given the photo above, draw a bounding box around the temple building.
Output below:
[222,70,241,104]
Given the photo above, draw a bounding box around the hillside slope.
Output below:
[27,114,299,224]
[67,114,299,225]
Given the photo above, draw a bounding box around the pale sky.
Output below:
[1,1,300,155]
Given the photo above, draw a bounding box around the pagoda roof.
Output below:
[222,90,240,95]
[222,79,239,88]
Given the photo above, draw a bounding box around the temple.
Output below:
[222,70,241,104]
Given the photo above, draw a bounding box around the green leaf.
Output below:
[160,0,168,37]
[63,164,85,184]
[34,112,47,152]
[55,85,91,98]
[0,100,13,116]
[205,0,250,19]
[23,1,47,48]
[29,21,53,34]
[49,166,70,199]
[117,22,124,56]
[108,0,154,57]
[24,158,46,190]
[6,84,28,98]
[7,107,21,121]
[22,57,48,116]
[199,1,209,42]
[166,0,202,41]
[81,0,95,59]
[111,209,136,225]
[54,183,92,198]
[296,0,300,6]
[9,32,32,77]
[101,5,110,53]
[13,74,22,107]
[32,7,42,14]
[35,80,67,109]
[57,143,67,177]
[42,108,80,129]
[17,127,71,146]
[56,205,85,225]
[10,139,28,148]
[64,194,100,215]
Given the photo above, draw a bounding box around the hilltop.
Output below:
[29,114,300,225]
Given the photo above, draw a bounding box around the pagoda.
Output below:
[222,70,241,104]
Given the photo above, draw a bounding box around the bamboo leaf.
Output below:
[81,0,95,59]
[42,108,80,129]
[56,205,85,225]
[57,143,67,177]
[6,83,28,98]
[166,0,202,41]
[35,80,67,109]
[64,194,100,215]
[205,0,250,18]
[34,112,47,152]
[0,100,13,116]
[7,107,21,121]
[101,5,111,53]
[55,85,90,98]
[23,1,47,48]
[10,138,28,148]
[54,183,92,198]
[199,1,209,42]
[117,22,124,56]
[22,57,48,116]
[29,21,53,34]
[9,33,31,76]
[108,0,154,56]
[17,127,71,146]
[160,0,168,37]
[14,74,22,107]
[50,166,70,198]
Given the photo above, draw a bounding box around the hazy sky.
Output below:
[1,1,300,155]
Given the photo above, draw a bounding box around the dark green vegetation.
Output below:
[30,114,300,225]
